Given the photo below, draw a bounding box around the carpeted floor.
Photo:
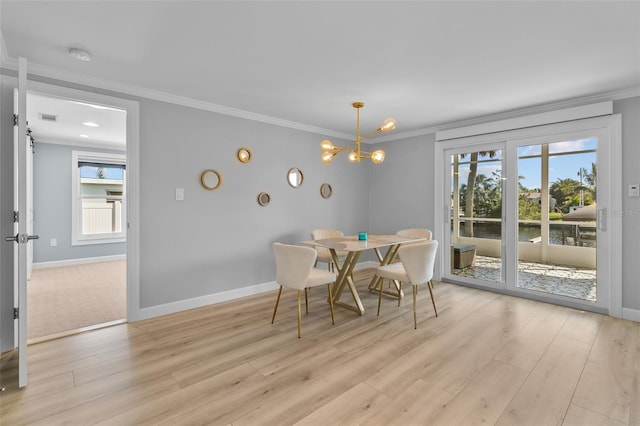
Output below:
[27,260,126,340]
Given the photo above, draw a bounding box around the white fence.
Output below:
[82,200,122,234]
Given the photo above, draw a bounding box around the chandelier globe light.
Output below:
[321,102,396,165]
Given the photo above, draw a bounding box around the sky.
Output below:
[79,164,124,180]
[455,137,597,191]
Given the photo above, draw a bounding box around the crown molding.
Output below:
[373,85,639,144]
[0,55,352,140]
[434,87,640,135]
[1,55,638,144]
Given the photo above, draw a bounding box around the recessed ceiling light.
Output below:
[79,134,90,138]
[82,121,99,127]
[68,47,92,62]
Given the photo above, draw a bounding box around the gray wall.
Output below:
[136,98,370,307]
[32,142,127,263]
[615,97,640,311]
[370,97,640,312]
[1,70,639,352]
[368,133,436,234]
[0,74,370,350]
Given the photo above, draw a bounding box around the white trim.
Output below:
[436,101,613,141]
[622,308,640,323]
[137,260,377,321]
[0,30,10,67]
[1,57,350,140]
[137,281,280,321]
[71,150,127,246]
[434,114,623,318]
[2,55,637,143]
[606,115,623,318]
[32,254,126,270]
[36,137,125,151]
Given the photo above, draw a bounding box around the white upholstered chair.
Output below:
[392,228,432,263]
[375,240,439,329]
[396,228,432,240]
[271,243,337,338]
[310,229,348,272]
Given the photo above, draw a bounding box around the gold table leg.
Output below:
[330,249,364,315]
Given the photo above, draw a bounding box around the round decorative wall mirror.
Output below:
[257,192,271,206]
[237,147,252,163]
[200,169,222,190]
[320,183,332,199]
[287,167,304,188]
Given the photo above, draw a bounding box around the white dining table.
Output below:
[302,234,427,315]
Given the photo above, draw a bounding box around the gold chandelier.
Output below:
[321,102,396,164]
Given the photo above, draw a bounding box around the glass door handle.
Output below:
[597,208,607,231]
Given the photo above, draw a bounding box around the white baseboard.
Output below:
[133,260,377,322]
[622,307,640,323]
[32,254,126,269]
[135,281,279,321]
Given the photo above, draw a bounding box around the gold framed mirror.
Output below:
[320,183,332,199]
[237,147,252,163]
[287,167,304,188]
[200,169,222,190]
[257,191,271,206]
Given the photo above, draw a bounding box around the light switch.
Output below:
[175,188,185,201]
[629,184,640,198]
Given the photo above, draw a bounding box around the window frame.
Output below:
[71,150,127,246]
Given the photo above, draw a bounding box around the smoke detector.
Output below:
[68,47,92,62]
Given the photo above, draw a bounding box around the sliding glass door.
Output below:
[449,145,505,289]
[515,135,598,301]
[437,116,621,314]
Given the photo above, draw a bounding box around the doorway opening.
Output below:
[25,91,128,342]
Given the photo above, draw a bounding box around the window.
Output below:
[72,151,126,245]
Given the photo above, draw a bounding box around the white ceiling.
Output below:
[2,1,639,145]
[26,93,126,148]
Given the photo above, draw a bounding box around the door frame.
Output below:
[24,81,141,324]
[434,114,622,317]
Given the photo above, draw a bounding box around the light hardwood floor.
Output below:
[1,269,638,425]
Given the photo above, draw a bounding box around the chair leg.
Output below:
[413,285,418,329]
[427,280,438,317]
[305,288,309,314]
[271,286,283,324]
[327,283,335,324]
[377,277,384,316]
[297,290,303,338]
[398,281,402,307]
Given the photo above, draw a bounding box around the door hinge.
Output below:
[13,211,19,223]
[13,307,18,320]
[13,114,18,126]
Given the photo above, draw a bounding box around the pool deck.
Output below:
[451,255,597,301]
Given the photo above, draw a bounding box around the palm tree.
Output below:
[460,150,498,237]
